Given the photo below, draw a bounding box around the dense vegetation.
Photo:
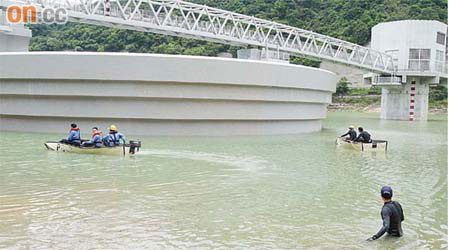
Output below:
[29,0,448,56]
[429,85,448,110]
[334,78,382,96]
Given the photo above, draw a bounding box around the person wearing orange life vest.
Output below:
[60,123,81,146]
[82,127,103,147]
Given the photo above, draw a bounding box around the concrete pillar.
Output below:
[237,48,289,64]
[381,78,429,121]
[0,10,32,52]
[217,52,233,58]
[237,48,262,60]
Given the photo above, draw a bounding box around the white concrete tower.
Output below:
[369,20,447,121]
[0,9,32,52]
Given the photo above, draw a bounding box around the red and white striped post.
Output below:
[409,80,416,121]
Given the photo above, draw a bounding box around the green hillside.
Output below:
[29,0,448,57]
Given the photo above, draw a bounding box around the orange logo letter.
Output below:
[22,6,37,23]
[7,6,22,23]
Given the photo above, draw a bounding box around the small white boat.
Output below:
[335,137,388,152]
[44,140,141,156]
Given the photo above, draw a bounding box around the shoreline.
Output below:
[329,96,448,114]
[328,104,448,114]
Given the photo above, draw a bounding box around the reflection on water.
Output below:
[0,112,447,249]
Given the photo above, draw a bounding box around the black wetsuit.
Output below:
[355,131,371,143]
[372,201,404,240]
[341,130,357,141]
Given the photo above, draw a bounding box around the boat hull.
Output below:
[335,137,387,152]
[44,142,140,156]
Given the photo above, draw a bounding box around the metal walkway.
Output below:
[0,0,395,73]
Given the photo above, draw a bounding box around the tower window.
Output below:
[408,49,430,71]
[436,50,445,73]
[437,32,446,45]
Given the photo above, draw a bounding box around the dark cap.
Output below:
[380,186,393,199]
[71,123,77,128]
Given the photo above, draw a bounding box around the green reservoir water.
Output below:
[0,112,447,249]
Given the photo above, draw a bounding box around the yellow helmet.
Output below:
[109,125,118,131]
[349,125,355,129]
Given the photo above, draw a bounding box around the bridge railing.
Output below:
[372,75,402,86]
[1,0,395,73]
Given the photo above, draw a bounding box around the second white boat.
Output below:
[335,137,388,152]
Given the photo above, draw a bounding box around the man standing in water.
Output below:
[367,186,404,241]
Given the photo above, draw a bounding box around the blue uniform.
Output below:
[105,132,127,146]
[67,129,81,143]
[85,133,103,147]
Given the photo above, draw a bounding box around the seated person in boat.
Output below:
[355,127,372,143]
[82,127,104,147]
[340,125,357,141]
[60,123,81,146]
[103,125,127,147]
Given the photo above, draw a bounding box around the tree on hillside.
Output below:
[335,77,351,96]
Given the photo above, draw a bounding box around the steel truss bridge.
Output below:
[0,0,395,73]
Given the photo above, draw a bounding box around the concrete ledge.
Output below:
[0,79,332,104]
[0,52,337,92]
[0,115,323,136]
[1,95,327,120]
[0,52,337,135]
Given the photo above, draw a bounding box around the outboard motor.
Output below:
[129,140,141,154]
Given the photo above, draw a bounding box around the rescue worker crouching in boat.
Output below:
[355,127,372,143]
[103,125,127,147]
[82,127,104,148]
[340,125,357,142]
[60,123,81,146]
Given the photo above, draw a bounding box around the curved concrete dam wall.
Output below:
[0,52,337,136]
